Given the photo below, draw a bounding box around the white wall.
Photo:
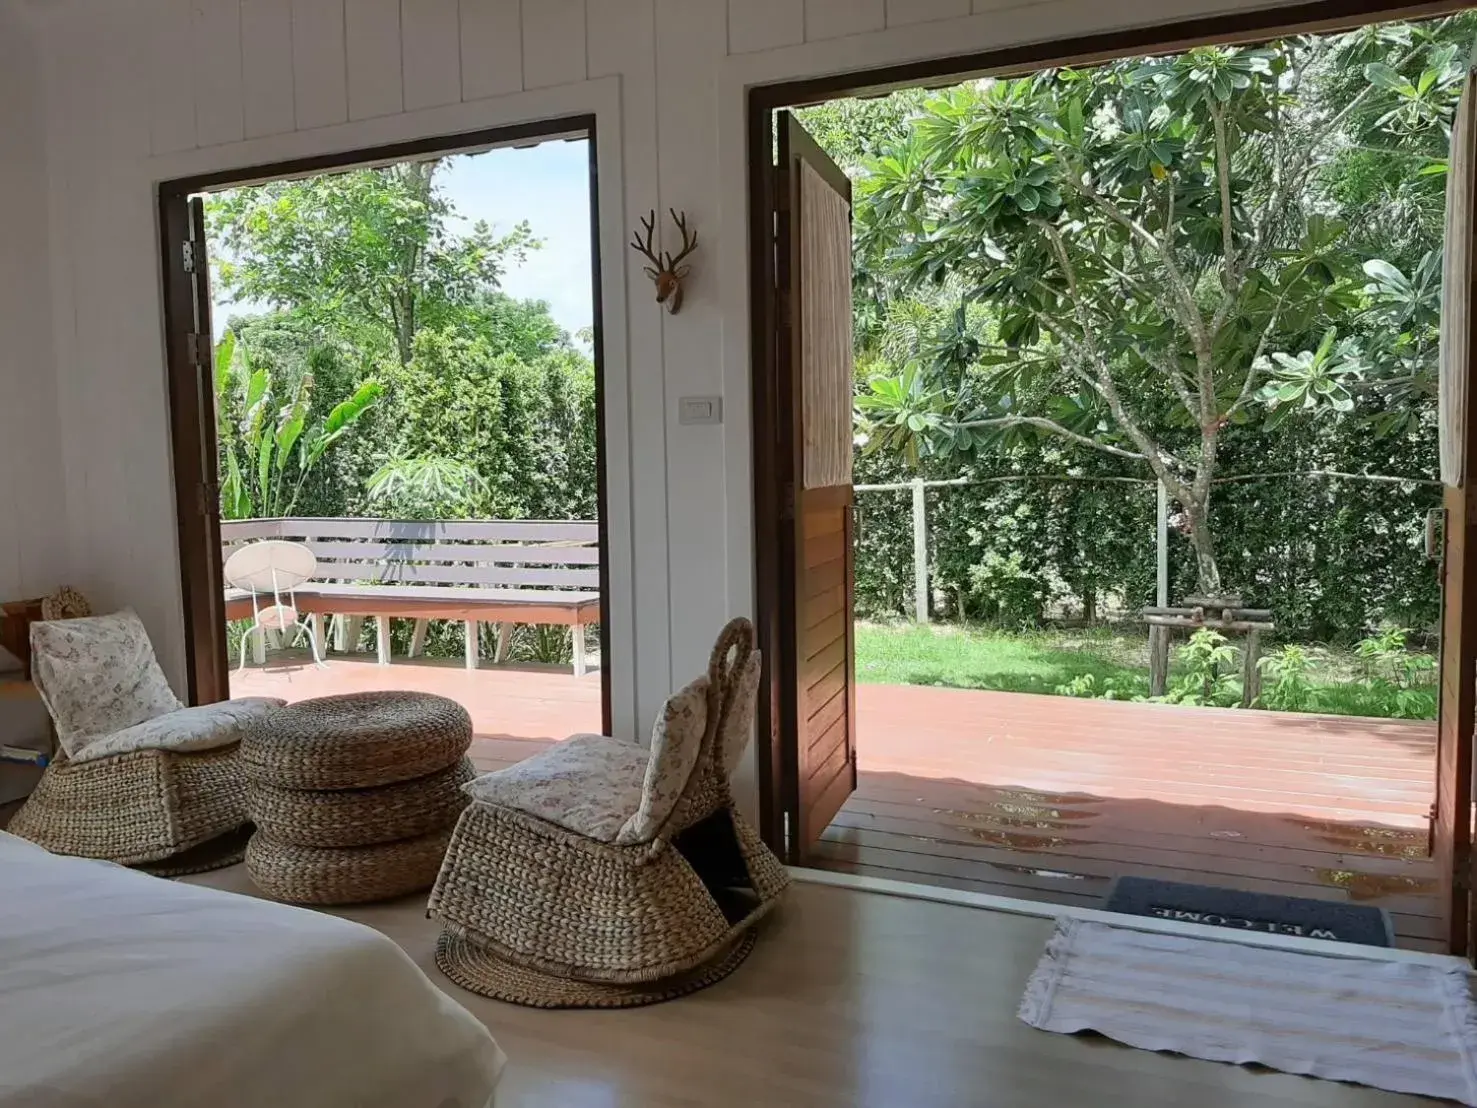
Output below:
[0,9,67,602]
[9,0,1346,806]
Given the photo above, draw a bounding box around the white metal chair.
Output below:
[224,540,325,671]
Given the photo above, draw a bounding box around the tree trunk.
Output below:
[394,295,415,365]
[1184,500,1223,599]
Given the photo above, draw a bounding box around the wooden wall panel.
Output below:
[241,0,297,137]
[521,0,586,89]
[400,0,461,110]
[346,0,404,119]
[458,0,522,100]
[804,0,885,41]
[149,0,198,154]
[887,0,971,26]
[192,0,246,146]
[728,0,804,54]
[291,0,349,128]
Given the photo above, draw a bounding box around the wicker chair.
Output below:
[429,617,789,1008]
[8,609,282,873]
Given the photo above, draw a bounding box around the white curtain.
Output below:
[1440,71,1476,487]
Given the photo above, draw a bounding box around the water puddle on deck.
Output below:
[1312,869,1439,900]
[1297,819,1430,860]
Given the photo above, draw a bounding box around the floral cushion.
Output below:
[720,651,761,778]
[69,697,286,763]
[618,675,709,844]
[462,676,711,845]
[31,609,183,758]
[463,733,650,843]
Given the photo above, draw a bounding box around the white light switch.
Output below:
[678,396,723,425]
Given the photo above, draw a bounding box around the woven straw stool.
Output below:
[242,691,473,904]
[428,618,789,1009]
[245,826,457,904]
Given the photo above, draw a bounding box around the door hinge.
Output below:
[781,482,796,520]
[197,481,219,518]
[186,332,212,367]
[782,810,792,857]
[182,240,198,274]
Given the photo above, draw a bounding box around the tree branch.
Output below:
[1211,103,1236,280]
[952,414,1146,459]
[1066,169,1210,358]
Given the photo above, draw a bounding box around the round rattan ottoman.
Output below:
[242,691,473,904]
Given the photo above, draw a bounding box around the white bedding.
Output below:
[0,832,504,1108]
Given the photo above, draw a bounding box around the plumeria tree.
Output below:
[852,20,1469,598]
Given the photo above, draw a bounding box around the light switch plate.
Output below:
[678,396,723,425]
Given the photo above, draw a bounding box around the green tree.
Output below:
[853,26,1465,598]
[208,159,537,365]
[214,329,383,519]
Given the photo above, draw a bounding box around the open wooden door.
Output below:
[160,193,229,706]
[1436,65,1477,959]
[771,112,858,861]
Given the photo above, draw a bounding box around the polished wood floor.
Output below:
[189,868,1432,1107]
[234,655,1443,950]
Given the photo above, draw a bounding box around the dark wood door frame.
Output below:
[747,0,1477,868]
[159,114,613,736]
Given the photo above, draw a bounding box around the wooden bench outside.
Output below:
[220,518,601,676]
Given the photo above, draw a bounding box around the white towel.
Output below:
[1020,917,1477,1105]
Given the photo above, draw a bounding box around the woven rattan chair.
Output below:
[429,617,789,1008]
[8,609,282,873]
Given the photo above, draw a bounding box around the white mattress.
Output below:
[0,832,504,1107]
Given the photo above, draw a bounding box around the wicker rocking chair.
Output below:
[429,617,789,1008]
[8,609,283,874]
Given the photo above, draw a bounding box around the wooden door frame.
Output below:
[747,0,1477,872]
[159,114,614,736]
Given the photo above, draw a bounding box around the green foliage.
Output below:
[1256,644,1317,712]
[209,150,601,667]
[367,455,487,519]
[855,622,1434,720]
[830,18,1471,599]
[1353,626,1437,718]
[208,159,538,365]
[1053,673,1134,700]
[1161,629,1242,707]
[214,329,383,519]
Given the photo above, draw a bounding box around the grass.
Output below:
[854,621,1437,721]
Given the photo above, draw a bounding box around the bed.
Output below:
[0,830,504,1107]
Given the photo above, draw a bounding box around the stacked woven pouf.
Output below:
[241,691,474,904]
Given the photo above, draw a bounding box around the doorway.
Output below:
[160,116,613,770]
[750,4,1477,955]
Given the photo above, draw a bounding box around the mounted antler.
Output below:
[630,208,699,314]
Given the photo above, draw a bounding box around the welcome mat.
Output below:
[1020,918,1477,1105]
[1104,876,1394,948]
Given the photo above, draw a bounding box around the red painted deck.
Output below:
[233,656,1443,950]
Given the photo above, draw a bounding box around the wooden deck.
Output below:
[826,686,1442,951]
[232,656,1442,950]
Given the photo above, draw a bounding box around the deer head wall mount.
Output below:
[630,208,698,314]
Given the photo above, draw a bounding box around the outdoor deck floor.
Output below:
[233,654,1442,951]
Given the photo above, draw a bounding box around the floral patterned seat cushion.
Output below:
[69,697,286,763]
[720,650,761,778]
[30,609,184,758]
[463,676,710,845]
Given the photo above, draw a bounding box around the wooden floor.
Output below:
[189,867,1433,1107]
[233,655,1443,950]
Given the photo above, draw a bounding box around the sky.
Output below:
[210,137,594,345]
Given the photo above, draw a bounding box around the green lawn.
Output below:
[853,621,1436,720]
